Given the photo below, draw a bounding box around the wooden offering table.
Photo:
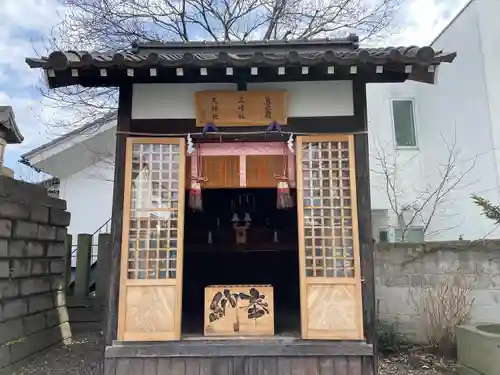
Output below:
[204,285,274,336]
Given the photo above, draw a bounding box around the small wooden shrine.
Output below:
[26,36,455,375]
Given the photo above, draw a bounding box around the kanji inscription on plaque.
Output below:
[195,91,287,126]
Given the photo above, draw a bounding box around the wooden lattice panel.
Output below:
[128,143,181,280]
[301,140,355,278]
[118,138,186,341]
[296,135,363,340]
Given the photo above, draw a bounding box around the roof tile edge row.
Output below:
[26,47,457,70]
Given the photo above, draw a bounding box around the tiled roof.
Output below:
[25,38,456,70]
[0,106,23,144]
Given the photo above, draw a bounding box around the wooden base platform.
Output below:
[104,339,375,375]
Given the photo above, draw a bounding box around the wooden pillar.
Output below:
[353,79,377,372]
[104,84,133,346]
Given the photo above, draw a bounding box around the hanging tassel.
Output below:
[188,181,203,211]
[276,142,295,209]
[277,180,294,209]
[188,144,204,211]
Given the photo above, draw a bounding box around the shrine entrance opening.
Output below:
[182,187,301,337]
[118,136,364,342]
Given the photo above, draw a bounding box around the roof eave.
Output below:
[36,65,450,90]
[24,42,457,88]
[21,111,117,160]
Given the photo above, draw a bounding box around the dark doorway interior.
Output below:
[182,188,300,336]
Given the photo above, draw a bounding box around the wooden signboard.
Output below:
[195,91,287,127]
[204,285,274,336]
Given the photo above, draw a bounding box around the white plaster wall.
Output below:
[132,81,354,119]
[366,1,500,240]
[132,83,237,119]
[247,81,354,116]
[367,82,423,209]
[476,0,500,196]
[416,0,500,240]
[58,159,114,239]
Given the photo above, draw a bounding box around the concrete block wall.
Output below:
[375,241,500,342]
[0,176,72,369]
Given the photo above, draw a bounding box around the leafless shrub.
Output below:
[409,274,475,353]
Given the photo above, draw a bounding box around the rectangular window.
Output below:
[392,100,417,147]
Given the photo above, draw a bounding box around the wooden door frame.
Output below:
[117,137,186,341]
[296,134,364,340]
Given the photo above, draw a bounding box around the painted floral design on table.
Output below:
[208,287,270,326]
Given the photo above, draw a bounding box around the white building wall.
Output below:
[58,159,115,239]
[476,0,500,191]
[366,81,424,240]
[416,0,500,240]
[366,0,500,241]
[366,82,422,206]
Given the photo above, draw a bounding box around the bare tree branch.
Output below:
[371,130,477,242]
[34,0,403,132]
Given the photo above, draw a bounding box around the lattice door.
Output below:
[117,138,186,341]
[296,135,364,340]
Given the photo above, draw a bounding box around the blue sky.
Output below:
[0,0,469,178]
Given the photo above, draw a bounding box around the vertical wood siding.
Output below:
[106,356,374,375]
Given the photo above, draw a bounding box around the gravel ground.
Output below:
[8,333,103,375]
[7,332,457,375]
[379,352,458,375]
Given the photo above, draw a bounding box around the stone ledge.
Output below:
[0,176,66,211]
[377,240,500,254]
[106,340,374,358]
